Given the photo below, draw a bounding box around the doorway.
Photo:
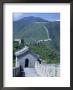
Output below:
[25,58,29,67]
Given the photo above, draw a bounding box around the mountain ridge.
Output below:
[13,16,60,51]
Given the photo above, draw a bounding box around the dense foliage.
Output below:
[28,42,60,64]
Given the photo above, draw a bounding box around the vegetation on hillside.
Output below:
[45,22,60,51]
[13,40,60,67]
[13,17,60,66]
[28,42,60,64]
[13,23,48,42]
[13,17,60,52]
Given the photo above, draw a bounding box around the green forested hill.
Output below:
[13,17,60,51]
[13,17,60,64]
[13,23,48,42]
[45,21,60,51]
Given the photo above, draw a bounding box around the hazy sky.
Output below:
[13,13,60,21]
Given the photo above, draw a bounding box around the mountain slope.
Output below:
[13,16,48,34]
[14,22,49,42]
[13,16,60,52]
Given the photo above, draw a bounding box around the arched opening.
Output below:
[37,59,41,64]
[25,58,29,67]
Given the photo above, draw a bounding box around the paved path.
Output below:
[24,68,39,77]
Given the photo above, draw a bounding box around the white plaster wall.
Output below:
[35,61,60,77]
[17,53,37,68]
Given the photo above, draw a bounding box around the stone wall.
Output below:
[13,66,20,77]
[35,61,60,77]
[17,53,38,68]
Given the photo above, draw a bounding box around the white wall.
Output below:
[35,61,60,77]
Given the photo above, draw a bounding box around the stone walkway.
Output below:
[24,68,39,77]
